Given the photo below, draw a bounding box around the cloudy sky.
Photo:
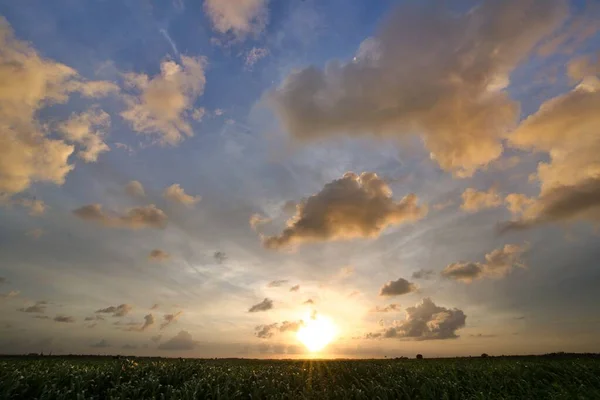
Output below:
[1,0,600,358]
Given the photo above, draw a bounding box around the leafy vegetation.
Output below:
[1,356,599,399]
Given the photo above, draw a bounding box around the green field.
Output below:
[1,356,600,399]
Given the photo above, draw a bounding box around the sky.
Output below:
[1,0,600,359]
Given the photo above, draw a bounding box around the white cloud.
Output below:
[204,0,269,39]
[163,184,201,206]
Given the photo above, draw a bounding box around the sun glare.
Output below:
[296,314,337,353]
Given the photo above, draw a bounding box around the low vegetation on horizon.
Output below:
[2,355,600,399]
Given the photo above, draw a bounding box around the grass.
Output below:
[1,356,600,399]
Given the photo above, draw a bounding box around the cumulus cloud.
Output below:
[14,198,47,216]
[266,280,288,288]
[255,320,304,339]
[379,278,417,297]
[461,188,502,212]
[160,311,182,330]
[163,184,201,206]
[441,244,527,283]
[125,180,145,197]
[55,108,111,162]
[366,298,466,340]
[411,269,435,280]
[0,17,118,196]
[73,204,167,229]
[289,285,300,292]
[204,0,268,39]
[371,304,401,313]
[95,304,133,317]
[505,193,535,215]
[54,315,75,323]
[270,0,567,177]
[158,330,197,350]
[567,53,600,82]
[149,249,170,262]
[248,298,273,312]
[120,56,207,145]
[18,301,47,313]
[262,172,426,250]
[0,290,19,300]
[505,74,600,229]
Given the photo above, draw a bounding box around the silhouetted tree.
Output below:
[481,353,489,358]
[416,354,423,360]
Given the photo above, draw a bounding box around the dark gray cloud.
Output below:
[160,311,182,330]
[158,330,197,350]
[84,315,104,321]
[411,269,435,280]
[289,285,300,292]
[366,298,466,340]
[267,279,288,288]
[248,298,273,312]
[95,304,133,317]
[150,335,162,343]
[255,320,304,339]
[214,251,227,264]
[126,314,155,332]
[149,249,170,262]
[54,315,75,323]
[379,278,417,297]
[18,301,47,314]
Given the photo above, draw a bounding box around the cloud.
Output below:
[0,17,118,196]
[203,0,268,39]
[505,193,535,215]
[160,311,182,329]
[55,108,111,162]
[125,180,145,197]
[461,188,502,212]
[15,198,47,216]
[95,304,133,317]
[158,330,197,350]
[127,314,155,332]
[249,213,271,230]
[150,304,159,310]
[441,244,527,283]
[214,251,227,264]
[289,285,300,292]
[432,200,454,211]
[149,249,170,262]
[84,315,104,321]
[505,75,600,229]
[0,277,5,284]
[379,278,417,297]
[371,304,401,313]
[163,184,201,206]
[18,301,47,314]
[262,172,426,250]
[266,280,288,288]
[122,344,137,350]
[91,339,109,348]
[120,56,207,145]
[366,298,466,340]
[269,0,567,177]
[54,315,75,323]
[248,298,273,313]
[73,204,167,229]
[567,54,600,82]
[411,269,435,280]
[255,320,304,339]
[303,299,314,305]
[245,47,269,68]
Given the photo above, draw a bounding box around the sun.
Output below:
[296,314,337,353]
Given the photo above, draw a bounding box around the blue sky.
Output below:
[1,0,600,358]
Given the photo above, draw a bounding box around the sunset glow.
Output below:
[296,314,337,353]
